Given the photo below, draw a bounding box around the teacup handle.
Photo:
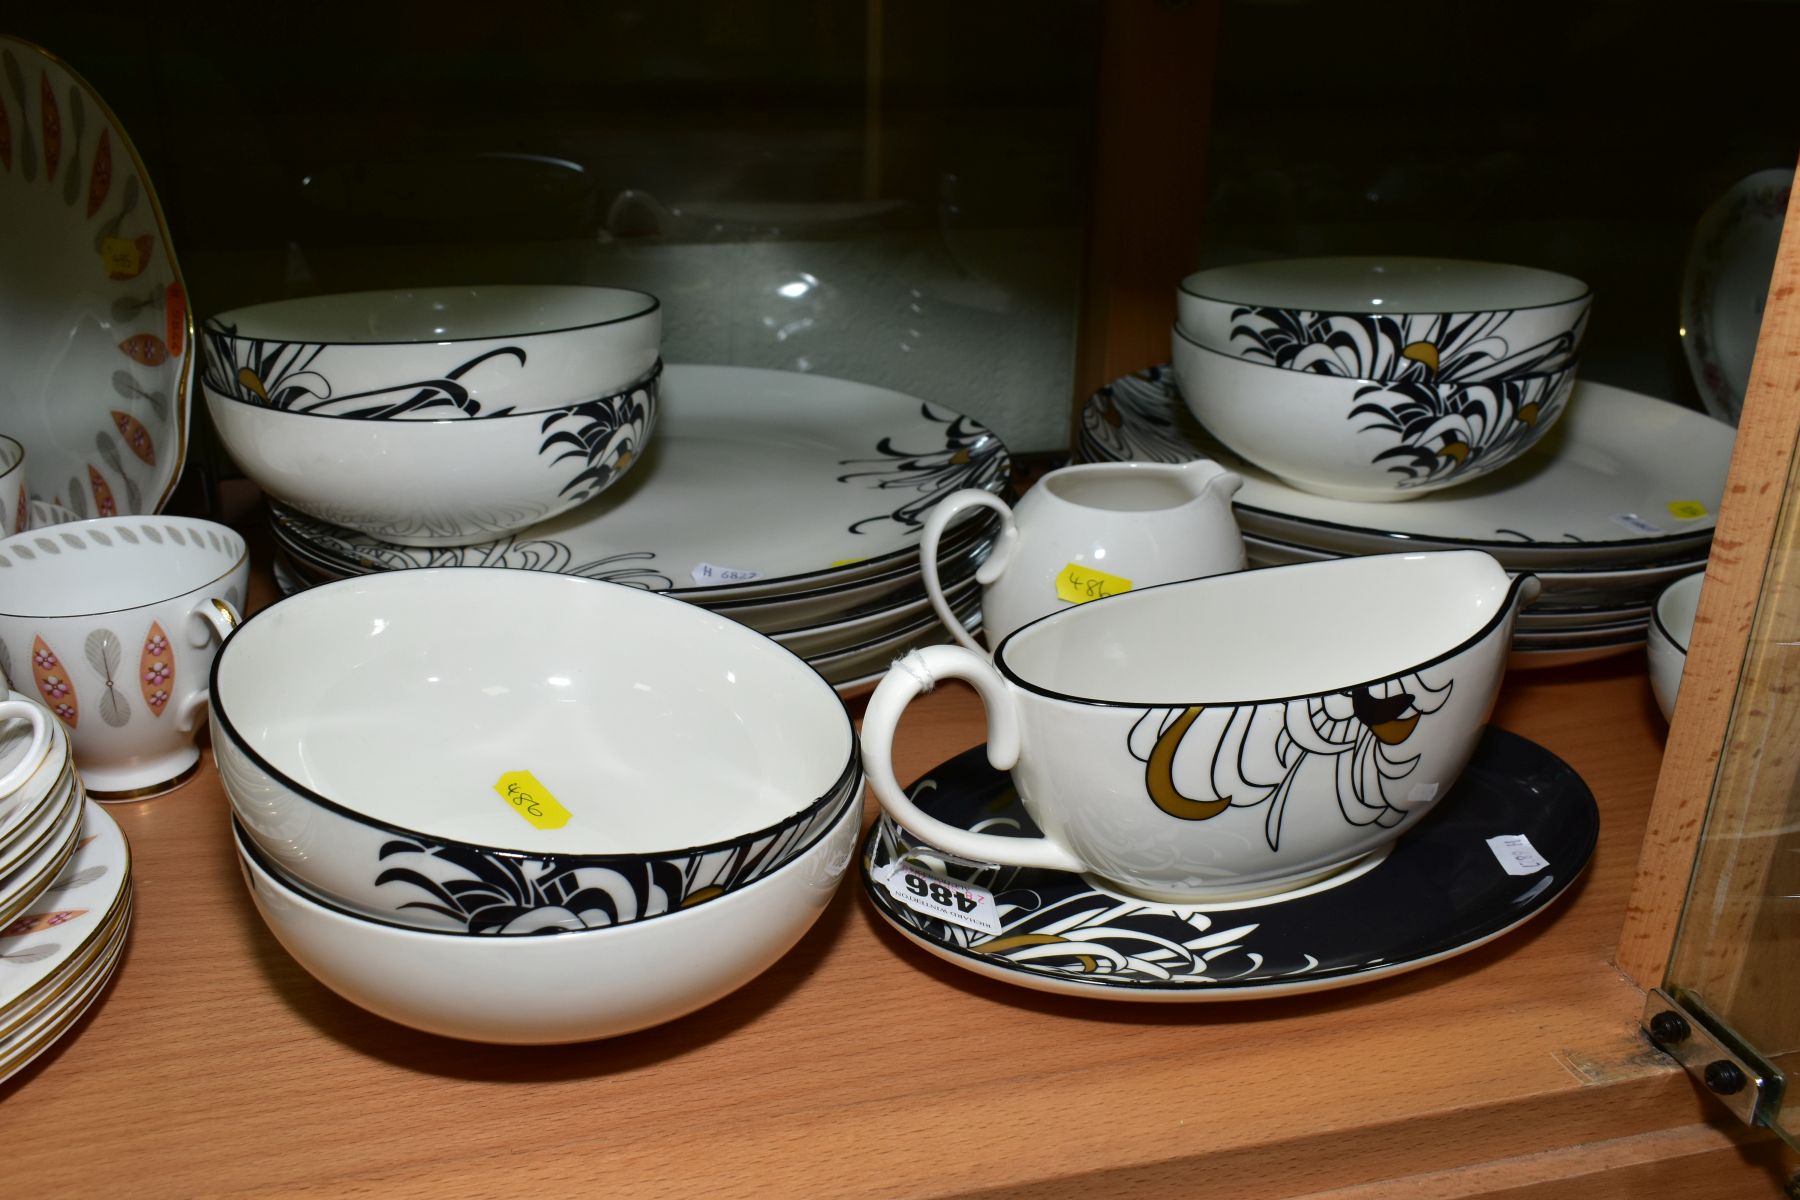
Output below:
[0,700,52,797]
[920,489,1016,654]
[175,598,243,735]
[861,645,1085,872]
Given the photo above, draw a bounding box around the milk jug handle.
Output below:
[920,489,1014,654]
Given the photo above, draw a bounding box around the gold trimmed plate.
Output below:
[0,35,192,517]
[0,894,129,1085]
[0,798,129,1022]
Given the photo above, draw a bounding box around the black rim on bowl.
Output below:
[1177,257,1592,317]
[205,285,660,347]
[210,569,861,933]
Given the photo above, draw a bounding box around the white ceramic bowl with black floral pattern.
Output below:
[1172,325,1576,502]
[232,782,860,1043]
[212,567,861,936]
[202,285,661,417]
[1177,257,1589,385]
[205,360,660,547]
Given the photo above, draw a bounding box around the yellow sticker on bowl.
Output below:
[1056,562,1132,605]
[493,770,572,831]
[1667,500,1709,521]
[99,236,143,277]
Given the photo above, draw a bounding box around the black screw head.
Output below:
[1649,1011,1691,1046]
[1704,1059,1748,1095]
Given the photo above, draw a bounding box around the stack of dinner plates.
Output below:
[1077,366,1734,668]
[267,363,1011,694]
[0,699,130,1085]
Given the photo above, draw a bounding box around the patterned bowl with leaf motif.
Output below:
[1177,257,1588,386]
[212,567,861,937]
[232,786,861,1043]
[1173,325,1575,502]
[205,359,660,547]
[201,285,661,417]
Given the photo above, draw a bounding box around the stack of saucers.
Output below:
[1078,366,1733,667]
[0,695,130,1083]
[267,363,1010,694]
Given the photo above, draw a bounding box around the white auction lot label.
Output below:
[874,860,1003,936]
[1486,833,1549,876]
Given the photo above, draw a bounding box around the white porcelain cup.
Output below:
[0,435,29,538]
[920,459,1246,653]
[863,551,1536,901]
[0,517,249,799]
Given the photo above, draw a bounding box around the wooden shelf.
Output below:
[1,534,1793,1196]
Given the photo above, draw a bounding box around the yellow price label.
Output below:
[100,236,143,277]
[492,769,572,831]
[830,557,866,568]
[1056,562,1132,605]
[1666,500,1708,521]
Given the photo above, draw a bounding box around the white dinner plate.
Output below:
[269,499,996,636]
[0,895,128,1068]
[267,363,1010,600]
[0,36,191,518]
[1240,530,1710,609]
[0,800,129,1021]
[0,777,83,929]
[1081,367,1731,567]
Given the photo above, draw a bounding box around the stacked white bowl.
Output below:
[1172,257,1589,502]
[201,285,663,548]
[1076,362,1732,668]
[213,569,863,1044]
[0,692,133,1083]
[256,362,1013,696]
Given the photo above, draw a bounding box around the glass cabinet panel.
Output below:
[1663,181,1800,1149]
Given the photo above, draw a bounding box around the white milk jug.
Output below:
[922,458,1246,652]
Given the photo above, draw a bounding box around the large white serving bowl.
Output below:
[1177,257,1589,383]
[202,285,661,415]
[1173,324,1575,502]
[205,362,659,547]
[212,568,859,934]
[1648,572,1705,721]
[232,785,860,1043]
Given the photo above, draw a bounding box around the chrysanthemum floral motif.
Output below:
[1128,671,1455,851]
[1351,370,1575,490]
[534,363,660,504]
[868,815,1315,987]
[834,406,1010,534]
[202,318,535,418]
[1227,307,1583,386]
